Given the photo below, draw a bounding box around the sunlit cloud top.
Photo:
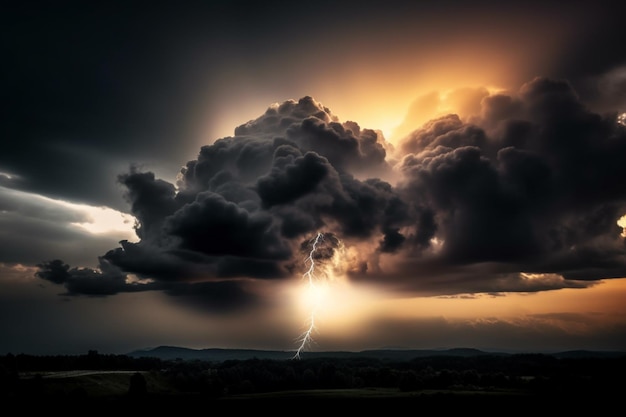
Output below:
[32,76,626,313]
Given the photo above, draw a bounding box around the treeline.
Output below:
[159,354,626,398]
[1,351,625,400]
[0,350,161,373]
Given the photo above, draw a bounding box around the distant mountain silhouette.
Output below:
[127,346,626,362]
[128,346,294,361]
[549,349,626,359]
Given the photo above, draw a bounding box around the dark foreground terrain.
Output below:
[2,349,624,411]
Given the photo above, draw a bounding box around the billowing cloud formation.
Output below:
[37,78,626,310]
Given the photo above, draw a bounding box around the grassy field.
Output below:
[13,370,541,409]
[10,369,614,413]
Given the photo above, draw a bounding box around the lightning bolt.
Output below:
[292,232,324,360]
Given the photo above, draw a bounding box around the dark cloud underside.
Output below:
[33,77,626,311]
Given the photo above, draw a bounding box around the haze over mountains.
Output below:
[127,346,626,362]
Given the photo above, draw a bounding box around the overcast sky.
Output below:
[2,0,626,356]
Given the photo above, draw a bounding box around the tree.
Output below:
[128,372,147,397]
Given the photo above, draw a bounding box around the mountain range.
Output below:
[127,346,626,362]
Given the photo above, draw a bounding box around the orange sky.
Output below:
[193,1,589,154]
[2,0,626,356]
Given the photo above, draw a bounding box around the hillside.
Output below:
[3,348,625,409]
[126,345,626,361]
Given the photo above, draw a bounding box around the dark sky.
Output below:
[2,0,626,355]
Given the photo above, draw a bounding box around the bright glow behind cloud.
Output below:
[618,214,626,238]
[1,186,137,239]
[64,204,136,236]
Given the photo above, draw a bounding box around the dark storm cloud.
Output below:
[164,191,291,260]
[4,0,624,214]
[163,280,265,313]
[35,258,263,312]
[547,3,626,108]
[257,151,331,208]
[3,0,317,209]
[373,77,626,293]
[35,76,626,306]
[234,96,393,178]
[117,168,179,240]
[2,0,407,210]
[1,2,200,210]
[36,258,140,296]
[35,96,404,310]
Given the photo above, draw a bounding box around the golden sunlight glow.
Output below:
[353,279,626,322]
[192,5,583,156]
[285,234,381,350]
[389,84,507,142]
[0,263,39,283]
[618,214,626,238]
[124,274,155,285]
[1,185,138,240]
[289,277,380,327]
[298,278,626,351]
[429,237,444,253]
[374,117,404,142]
[519,272,567,284]
[301,281,330,309]
[56,201,137,238]
[1,185,138,239]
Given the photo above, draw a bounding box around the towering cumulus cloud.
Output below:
[36,77,626,310]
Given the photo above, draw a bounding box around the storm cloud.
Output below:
[36,78,626,310]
